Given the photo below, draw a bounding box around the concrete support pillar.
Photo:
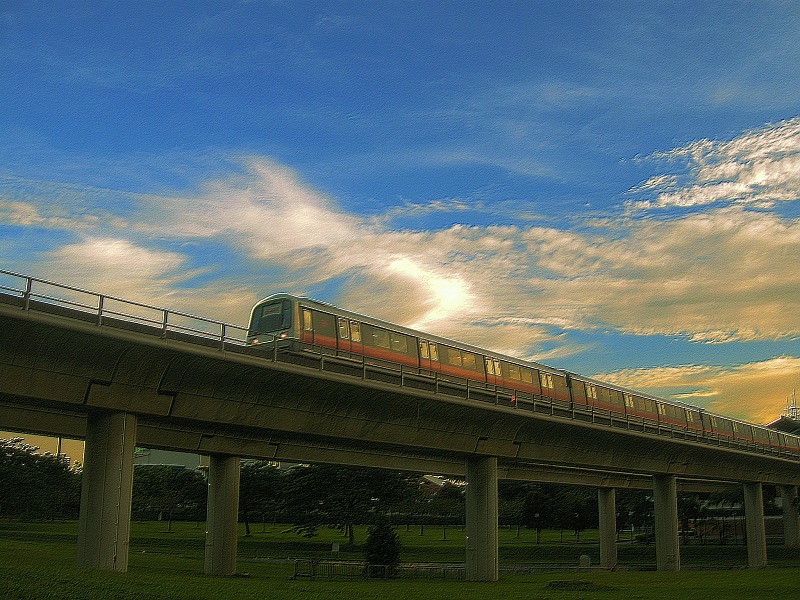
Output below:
[598,487,617,569]
[465,456,498,582]
[779,485,799,547]
[652,474,680,572]
[77,411,137,571]
[204,454,241,576]
[743,482,767,568]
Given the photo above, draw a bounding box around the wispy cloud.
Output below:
[627,117,800,211]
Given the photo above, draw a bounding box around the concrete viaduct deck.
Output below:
[0,272,798,580]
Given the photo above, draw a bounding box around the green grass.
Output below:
[1,521,799,599]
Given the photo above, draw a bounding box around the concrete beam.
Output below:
[652,474,680,572]
[779,485,799,547]
[204,454,241,576]
[465,456,498,582]
[743,482,767,568]
[77,411,137,571]
[598,487,617,568]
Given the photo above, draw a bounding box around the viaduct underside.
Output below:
[1,301,799,580]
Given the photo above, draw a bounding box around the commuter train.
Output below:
[247,294,800,459]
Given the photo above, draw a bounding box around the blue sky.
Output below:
[2,1,800,427]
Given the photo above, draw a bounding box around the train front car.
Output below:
[247,294,298,349]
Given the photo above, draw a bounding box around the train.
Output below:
[247,293,800,459]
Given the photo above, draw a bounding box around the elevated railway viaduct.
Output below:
[1,272,798,580]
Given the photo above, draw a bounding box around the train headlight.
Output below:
[251,338,260,345]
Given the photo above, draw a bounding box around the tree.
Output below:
[132,465,206,529]
[239,460,283,536]
[426,482,463,539]
[283,464,415,545]
[616,489,653,538]
[0,437,81,519]
[678,494,702,542]
[364,517,401,575]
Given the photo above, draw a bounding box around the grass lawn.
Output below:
[1,521,798,599]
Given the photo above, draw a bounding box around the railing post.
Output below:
[97,295,105,326]
[161,310,169,338]
[219,323,226,350]
[23,277,32,310]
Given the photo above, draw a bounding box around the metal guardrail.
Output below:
[0,268,256,350]
[292,559,465,580]
[1,268,797,462]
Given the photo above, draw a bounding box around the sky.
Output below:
[2,0,800,439]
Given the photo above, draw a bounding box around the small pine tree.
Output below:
[364,518,401,574]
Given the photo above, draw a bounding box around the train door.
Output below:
[485,357,501,387]
[301,307,314,344]
[419,340,432,372]
[337,317,351,353]
[424,341,441,374]
[349,321,363,356]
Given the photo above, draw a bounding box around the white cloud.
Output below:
[628,117,800,211]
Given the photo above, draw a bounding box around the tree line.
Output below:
[2,437,766,545]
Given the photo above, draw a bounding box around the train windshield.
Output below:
[249,299,292,336]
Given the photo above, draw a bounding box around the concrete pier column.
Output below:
[779,485,799,547]
[465,456,498,582]
[77,411,137,571]
[652,474,680,571]
[743,482,767,568]
[598,487,617,569]
[204,454,241,576]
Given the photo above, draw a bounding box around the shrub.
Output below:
[364,518,401,572]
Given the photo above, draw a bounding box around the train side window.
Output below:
[657,403,666,416]
[373,328,390,349]
[624,393,634,409]
[485,357,495,375]
[508,364,521,380]
[302,309,313,331]
[351,322,361,342]
[420,340,430,359]
[520,367,533,383]
[586,383,597,400]
[390,333,408,353]
[338,318,350,339]
[462,352,477,370]
[429,343,439,361]
[444,347,462,367]
[494,360,501,375]
[314,312,336,337]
